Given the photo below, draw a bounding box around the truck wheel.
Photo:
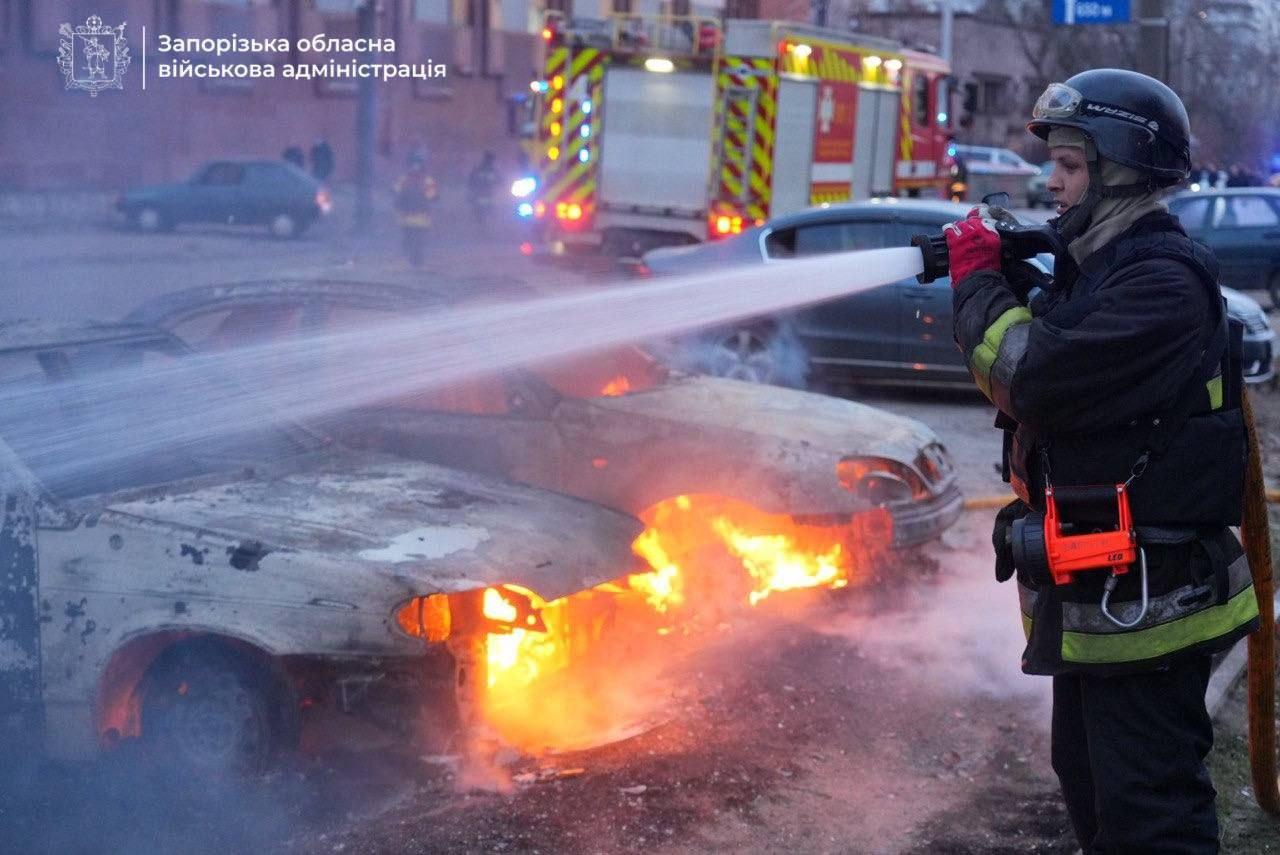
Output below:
[269,212,299,239]
[708,328,778,384]
[141,642,275,776]
[133,206,169,233]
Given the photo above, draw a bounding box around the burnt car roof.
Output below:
[0,320,174,354]
[123,277,533,326]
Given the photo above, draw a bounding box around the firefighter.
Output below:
[945,69,1260,852]
[394,153,438,268]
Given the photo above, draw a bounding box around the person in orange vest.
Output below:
[393,152,437,268]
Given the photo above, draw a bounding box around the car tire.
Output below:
[133,206,170,233]
[268,212,300,239]
[708,327,779,385]
[141,642,276,776]
[1268,271,1280,313]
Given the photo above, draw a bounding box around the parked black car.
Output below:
[1167,187,1280,309]
[117,160,332,239]
[642,198,1275,388]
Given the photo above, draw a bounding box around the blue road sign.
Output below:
[1052,0,1131,25]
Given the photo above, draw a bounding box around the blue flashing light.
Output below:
[947,143,957,157]
[582,100,592,114]
[516,202,534,218]
[936,111,948,124]
[580,125,591,139]
[578,148,590,163]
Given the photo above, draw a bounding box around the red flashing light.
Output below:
[541,26,554,41]
[519,241,534,256]
[711,213,744,237]
[533,201,547,219]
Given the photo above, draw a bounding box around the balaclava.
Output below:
[1046,126,1166,265]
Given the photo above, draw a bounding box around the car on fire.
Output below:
[126,279,964,549]
[116,160,332,239]
[0,320,645,772]
[640,198,1276,387]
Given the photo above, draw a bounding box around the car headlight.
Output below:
[837,457,928,505]
[393,594,452,641]
[511,176,537,198]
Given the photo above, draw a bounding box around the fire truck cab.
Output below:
[522,14,953,260]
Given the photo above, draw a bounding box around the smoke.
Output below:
[650,320,813,389]
[812,512,1050,713]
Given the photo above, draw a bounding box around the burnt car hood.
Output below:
[575,376,939,460]
[100,452,643,602]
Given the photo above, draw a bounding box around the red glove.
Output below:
[944,207,1002,287]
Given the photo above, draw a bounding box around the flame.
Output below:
[714,520,848,606]
[628,529,685,613]
[599,375,632,396]
[472,495,891,754]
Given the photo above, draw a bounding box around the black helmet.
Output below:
[1027,69,1191,187]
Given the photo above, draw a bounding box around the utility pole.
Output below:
[354,0,378,234]
[1137,0,1170,82]
[940,0,953,129]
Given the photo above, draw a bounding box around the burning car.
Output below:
[0,320,646,771]
[126,280,963,549]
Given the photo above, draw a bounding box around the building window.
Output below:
[414,0,451,24]
[545,0,571,13]
[725,0,758,16]
[977,76,1007,115]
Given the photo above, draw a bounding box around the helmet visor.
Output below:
[1032,83,1083,121]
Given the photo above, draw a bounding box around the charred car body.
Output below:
[127,280,963,548]
[0,321,644,771]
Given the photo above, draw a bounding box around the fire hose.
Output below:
[1241,389,1279,815]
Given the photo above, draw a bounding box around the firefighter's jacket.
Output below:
[394,172,438,228]
[953,211,1260,675]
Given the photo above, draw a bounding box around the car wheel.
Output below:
[141,642,275,775]
[1268,271,1280,312]
[708,328,778,384]
[133,206,169,233]
[268,212,299,239]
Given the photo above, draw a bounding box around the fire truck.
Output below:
[520,15,954,258]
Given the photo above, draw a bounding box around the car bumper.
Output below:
[888,481,964,548]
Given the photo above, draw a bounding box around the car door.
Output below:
[1207,194,1280,290]
[889,219,970,383]
[186,162,246,225]
[775,219,905,377]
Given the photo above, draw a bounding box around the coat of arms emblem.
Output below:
[58,16,131,96]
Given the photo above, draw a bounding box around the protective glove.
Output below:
[944,207,1002,288]
[1003,259,1052,303]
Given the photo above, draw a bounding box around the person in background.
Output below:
[310,138,335,182]
[467,151,500,227]
[393,153,437,268]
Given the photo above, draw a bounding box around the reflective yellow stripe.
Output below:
[1060,586,1259,665]
[1207,375,1223,410]
[1021,612,1032,640]
[970,307,1032,398]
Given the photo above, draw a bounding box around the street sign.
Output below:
[1052,0,1131,24]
